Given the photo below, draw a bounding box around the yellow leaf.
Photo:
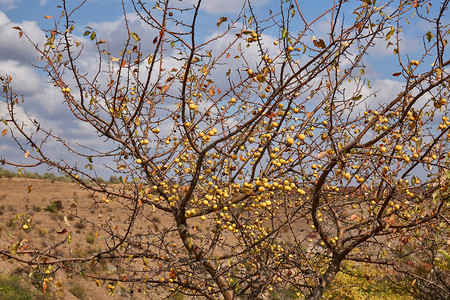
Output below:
[317,151,327,159]
[64,215,71,227]
[1,129,7,136]
[313,38,326,49]
[131,32,140,42]
[217,16,227,27]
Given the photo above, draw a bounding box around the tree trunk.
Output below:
[306,256,342,300]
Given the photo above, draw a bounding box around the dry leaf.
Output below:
[44,15,53,19]
[317,151,328,159]
[64,215,71,227]
[313,38,326,49]
[266,111,276,119]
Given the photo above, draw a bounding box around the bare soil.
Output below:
[0,177,316,300]
[0,177,165,300]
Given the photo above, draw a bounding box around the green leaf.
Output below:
[217,16,227,27]
[426,31,433,42]
[83,30,91,36]
[131,32,140,42]
[67,233,72,244]
[11,242,19,255]
[90,31,96,41]
[281,27,288,39]
[88,156,93,163]
[386,26,395,40]
[352,94,363,101]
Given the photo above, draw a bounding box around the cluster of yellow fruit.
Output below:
[243,30,259,43]
[434,97,446,108]
[439,116,450,129]
[140,138,149,145]
[61,87,71,93]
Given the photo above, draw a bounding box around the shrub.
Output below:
[68,283,88,299]
[85,232,96,244]
[44,201,63,213]
[0,275,34,300]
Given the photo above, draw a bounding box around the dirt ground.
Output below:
[0,176,317,300]
[0,177,166,300]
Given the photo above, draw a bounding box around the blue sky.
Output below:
[0,0,447,178]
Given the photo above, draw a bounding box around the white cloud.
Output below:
[369,31,420,59]
[0,11,45,63]
[181,0,269,14]
[0,60,41,94]
[0,0,17,10]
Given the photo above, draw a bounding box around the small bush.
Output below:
[0,168,16,179]
[109,175,121,183]
[0,275,34,300]
[74,221,86,230]
[69,283,87,299]
[44,201,63,213]
[39,228,49,236]
[32,205,42,212]
[6,218,16,228]
[85,232,96,244]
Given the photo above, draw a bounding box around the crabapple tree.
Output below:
[1,0,449,299]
